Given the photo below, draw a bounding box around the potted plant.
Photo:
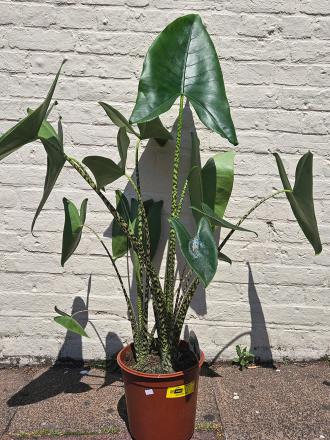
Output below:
[0,14,322,440]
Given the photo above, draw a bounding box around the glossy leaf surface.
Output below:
[274,152,322,255]
[169,216,217,287]
[82,156,124,190]
[130,14,237,145]
[0,61,65,161]
[31,119,65,232]
[202,151,235,218]
[61,198,88,266]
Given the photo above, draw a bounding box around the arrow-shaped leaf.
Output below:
[54,306,89,337]
[31,119,66,232]
[130,14,237,145]
[82,156,124,190]
[0,60,65,161]
[169,216,218,287]
[99,102,139,137]
[274,152,322,255]
[61,198,88,266]
[192,204,257,235]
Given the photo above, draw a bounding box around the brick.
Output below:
[290,40,330,63]
[299,0,330,15]
[313,18,330,39]
[281,15,314,39]
[0,4,20,25]
[21,4,57,28]
[7,28,76,52]
[0,0,329,364]
[224,0,298,14]
[237,14,281,38]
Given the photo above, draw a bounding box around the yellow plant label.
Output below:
[166,381,195,398]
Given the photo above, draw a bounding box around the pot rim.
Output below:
[117,342,205,379]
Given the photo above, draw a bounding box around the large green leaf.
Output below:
[192,204,257,235]
[112,190,131,260]
[138,117,172,146]
[130,14,237,145]
[202,151,235,218]
[274,152,322,255]
[99,102,139,137]
[169,216,218,287]
[54,306,89,337]
[82,156,124,190]
[188,133,203,223]
[61,198,88,266]
[31,119,65,232]
[0,61,65,161]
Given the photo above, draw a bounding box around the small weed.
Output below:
[196,422,225,439]
[196,421,221,431]
[232,345,255,370]
[320,354,330,363]
[282,356,291,366]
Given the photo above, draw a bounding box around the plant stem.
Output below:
[66,154,172,370]
[218,189,292,252]
[135,140,151,356]
[164,94,185,319]
[177,178,188,217]
[84,224,137,336]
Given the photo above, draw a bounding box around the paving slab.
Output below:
[214,361,330,440]
[2,364,221,439]
[6,366,126,434]
[4,433,220,440]
[0,367,31,436]
[2,361,328,440]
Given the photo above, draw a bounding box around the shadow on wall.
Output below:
[247,262,274,367]
[104,100,208,316]
[210,263,274,367]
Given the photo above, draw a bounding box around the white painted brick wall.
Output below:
[0,0,329,365]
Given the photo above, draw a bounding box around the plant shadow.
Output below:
[117,394,130,431]
[210,263,275,367]
[247,262,275,368]
[7,296,92,407]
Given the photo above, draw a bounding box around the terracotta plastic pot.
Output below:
[117,343,205,440]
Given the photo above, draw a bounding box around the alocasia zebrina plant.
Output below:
[0,14,322,372]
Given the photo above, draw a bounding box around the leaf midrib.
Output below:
[181,19,195,95]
